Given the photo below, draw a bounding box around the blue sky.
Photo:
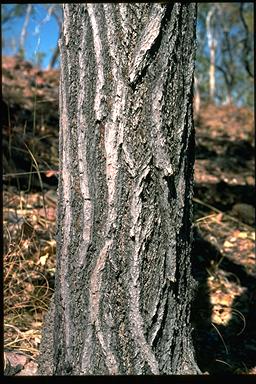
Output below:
[2,4,206,70]
[2,4,60,69]
[1,4,253,107]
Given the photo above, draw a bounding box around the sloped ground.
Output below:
[2,55,255,375]
[192,104,255,374]
[3,56,58,375]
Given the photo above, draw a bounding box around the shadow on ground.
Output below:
[191,227,256,374]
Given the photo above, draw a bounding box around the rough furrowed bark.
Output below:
[38,3,200,375]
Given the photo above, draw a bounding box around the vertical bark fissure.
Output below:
[128,160,160,374]
[128,5,166,87]
[87,5,105,123]
[82,5,119,374]
[77,15,93,267]
[57,15,73,364]
[75,13,96,373]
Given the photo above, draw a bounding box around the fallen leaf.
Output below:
[238,232,249,239]
[31,322,42,329]
[45,170,59,178]
[38,207,56,221]
[223,240,235,248]
[39,253,49,266]
[215,213,223,223]
[16,361,38,376]
[46,239,56,248]
[25,283,34,293]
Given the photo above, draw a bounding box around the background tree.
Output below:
[38,3,200,375]
[45,4,63,70]
[1,4,32,54]
[18,4,33,59]
[206,4,218,102]
[2,3,253,105]
[1,3,62,69]
[239,3,254,79]
[195,3,254,107]
[1,4,28,25]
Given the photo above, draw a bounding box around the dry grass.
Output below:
[3,56,59,361]
[4,189,255,368]
[193,200,256,374]
[2,54,254,372]
[3,187,56,358]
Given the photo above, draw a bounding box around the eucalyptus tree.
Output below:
[38,3,200,375]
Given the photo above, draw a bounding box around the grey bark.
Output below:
[38,3,200,375]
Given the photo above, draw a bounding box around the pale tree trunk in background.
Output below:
[47,5,63,70]
[38,3,200,375]
[215,5,234,106]
[18,4,32,58]
[209,39,216,102]
[206,6,217,103]
[194,76,200,117]
[224,89,232,106]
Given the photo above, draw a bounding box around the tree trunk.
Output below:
[47,4,63,70]
[239,3,253,79]
[206,6,217,103]
[209,40,216,102]
[194,76,200,117]
[18,4,32,58]
[38,3,200,375]
[216,64,233,106]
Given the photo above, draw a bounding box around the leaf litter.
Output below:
[3,55,255,375]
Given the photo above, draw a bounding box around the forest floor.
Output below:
[2,55,255,375]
